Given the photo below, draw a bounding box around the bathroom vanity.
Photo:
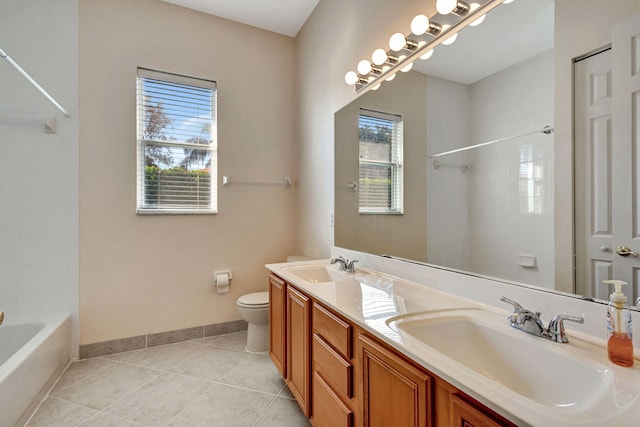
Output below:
[267,272,511,427]
[266,259,640,427]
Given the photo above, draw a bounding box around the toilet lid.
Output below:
[237,291,269,308]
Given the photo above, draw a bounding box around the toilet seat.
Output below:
[237,291,269,309]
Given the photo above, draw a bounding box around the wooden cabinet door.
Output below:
[287,285,311,416]
[450,395,506,427]
[313,371,354,427]
[268,274,286,377]
[358,333,432,427]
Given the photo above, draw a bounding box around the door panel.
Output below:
[575,48,613,297]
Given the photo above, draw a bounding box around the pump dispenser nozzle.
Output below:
[603,279,628,305]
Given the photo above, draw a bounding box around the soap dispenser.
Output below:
[604,280,634,367]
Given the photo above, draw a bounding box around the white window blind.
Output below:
[519,144,545,215]
[136,68,217,214]
[358,109,404,214]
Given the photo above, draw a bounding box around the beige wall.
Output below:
[79,0,297,344]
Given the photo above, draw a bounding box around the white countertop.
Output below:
[266,259,640,427]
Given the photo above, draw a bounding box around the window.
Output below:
[358,109,403,214]
[519,144,545,215]
[136,68,217,214]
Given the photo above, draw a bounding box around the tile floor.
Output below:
[26,331,311,426]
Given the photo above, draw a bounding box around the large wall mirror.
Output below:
[335,0,640,309]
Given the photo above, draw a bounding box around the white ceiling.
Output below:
[413,0,554,84]
[161,0,320,37]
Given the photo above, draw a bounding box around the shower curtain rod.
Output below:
[430,125,554,159]
[0,48,70,117]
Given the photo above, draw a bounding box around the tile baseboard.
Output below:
[79,319,248,359]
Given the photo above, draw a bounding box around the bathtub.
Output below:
[0,315,71,426]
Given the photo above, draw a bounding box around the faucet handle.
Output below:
[500,296,524,312]
[547,315,584,343]
[346,259,358,272]
[331,256,348,271]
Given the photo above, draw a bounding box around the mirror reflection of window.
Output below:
[358,109,403,214]
[519,144,545,215]
[360,283,404,342]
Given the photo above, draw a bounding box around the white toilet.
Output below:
[237,255,312,353]
[236,291,270,353]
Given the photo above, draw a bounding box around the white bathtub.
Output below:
[0,315,71,426]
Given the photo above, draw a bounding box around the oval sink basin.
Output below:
[388,310,611,410]
[282,265,350,283]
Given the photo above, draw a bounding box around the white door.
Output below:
[611,12,640,302]
[574,48,613,300]
[575,13,640,303]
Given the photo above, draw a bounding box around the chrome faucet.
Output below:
[330,256,359,273]
[500,297,584,343]
[547,314,585,343]
[500,297,545,336]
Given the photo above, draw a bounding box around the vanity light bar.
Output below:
[345,0,505,94]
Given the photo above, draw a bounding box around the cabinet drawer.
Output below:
[313,303,352,358]
[313,371,353,427]
[313,333,353,398]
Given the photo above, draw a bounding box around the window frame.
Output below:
[136,67,217,215]
[358,108,404,215]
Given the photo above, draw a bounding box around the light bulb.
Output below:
[419,49,434,60]
[344,71,358,86]
[436,0,457,15]
[371,49,388,66]
[411,14,430,36]
[400,62,413,73]
[469,3,485,26]
[357,59,372,75]
[503,0,514,3]
[389,33,407,52]
[371,83,381,91]
[385,73,397,82]
[441,24,458,45]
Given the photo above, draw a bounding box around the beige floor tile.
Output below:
[52,362,159,410]
[77,412,147,426]
[219,353,285,395]
[167,345,249,382]
[192,330,248,351]
[52,358,116,394]
[255,396,310,427]
[105,372,211,425]
[119,341,204,370]
[28,331,301,426]
[166,383,274,427]
[278,384,295,400]
[26,396,97,427]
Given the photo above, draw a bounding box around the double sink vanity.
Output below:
[266,257,640,427]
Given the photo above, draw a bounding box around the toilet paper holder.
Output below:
[214,270,233,285]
